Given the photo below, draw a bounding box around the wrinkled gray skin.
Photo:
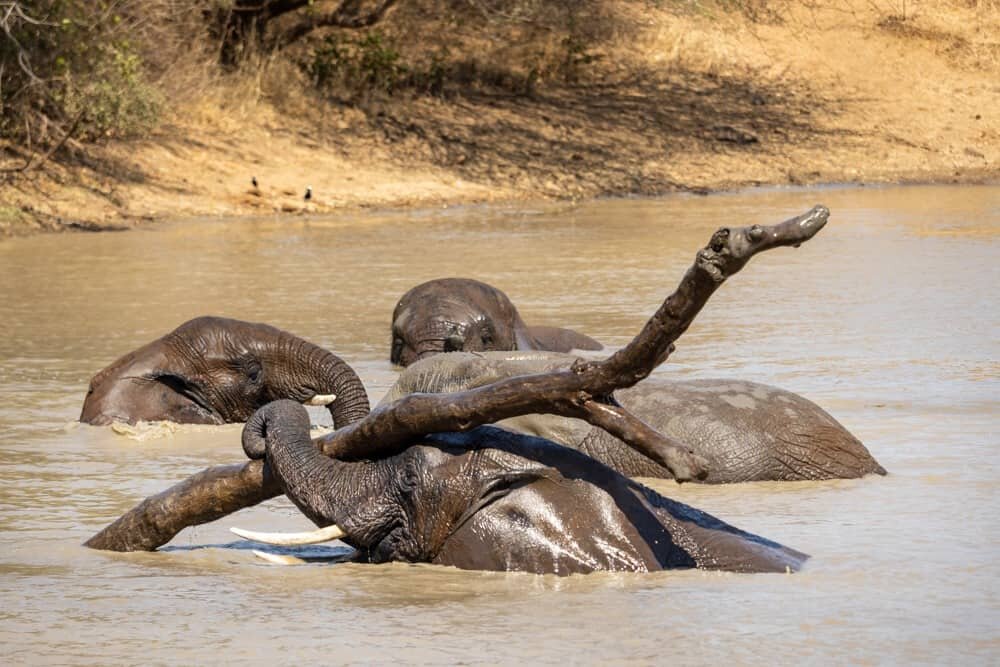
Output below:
[383,352,886,483]
[390,278,603,366]
[244,400,808,575]
[80,316,370,427]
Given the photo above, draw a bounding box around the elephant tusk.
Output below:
[230,524,346,545]
[252,550,307,565]
[305,393,337,406]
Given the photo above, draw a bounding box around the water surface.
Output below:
[1,185,998,664]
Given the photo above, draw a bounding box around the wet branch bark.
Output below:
[216,0,400,65]
[317,205,831,476]
[85,205,829,552]
[84,462,279,551]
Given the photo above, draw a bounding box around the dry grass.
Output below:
[1,0,997,237]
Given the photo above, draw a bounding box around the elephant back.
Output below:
[381,351,581,405]
[616,379,885,482]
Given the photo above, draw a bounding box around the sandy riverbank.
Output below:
[1,0,997,237]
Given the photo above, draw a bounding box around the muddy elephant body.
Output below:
[390,278,603,366]
[243,401,808,575]
[383,352,885,482]
[80,316,370,427]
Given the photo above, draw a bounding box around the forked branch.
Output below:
[84,205,829,552]
[316,205,830,476]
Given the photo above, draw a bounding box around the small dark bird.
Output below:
[251,176,259,189]
[304,186,312,201]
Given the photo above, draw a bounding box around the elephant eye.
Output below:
[443,333,465,352]
[391,334,406,356]
[151,373,193,392]
[236,357,263,383]
[150,373,202,401]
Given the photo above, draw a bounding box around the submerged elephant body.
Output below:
[80,316,370,427]
[390,278,603,366]
[384,352,885,482]
[243,401,808,575]
[84,206,854,577]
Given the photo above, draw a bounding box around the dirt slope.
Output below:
[1,0,997,237]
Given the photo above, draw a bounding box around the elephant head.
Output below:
[384,351,886,483]
[236,400,808,575]
[390,278,602,366]
[80,316,370,427]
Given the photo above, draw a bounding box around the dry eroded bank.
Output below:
[1,0,997,237]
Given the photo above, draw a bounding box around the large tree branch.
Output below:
[317,206,830,474]
[85,205,829,552]
[83,461,279,551]
[216,0,399,65]
[278,0,400,46]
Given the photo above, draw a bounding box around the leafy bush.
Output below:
[57,43,162,140]
[1,1,203,167]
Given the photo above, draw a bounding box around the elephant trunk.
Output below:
[274,338,371,428]
[243,401,389,543]
[243,401,347,528]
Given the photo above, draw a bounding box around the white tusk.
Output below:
[252,550,307,566]
[230,524,346,545]
[305,393,337,406]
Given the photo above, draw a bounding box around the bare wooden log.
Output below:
[84,205,829,552]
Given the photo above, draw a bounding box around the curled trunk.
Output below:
[80,316,370,427]
[273,336,371,428]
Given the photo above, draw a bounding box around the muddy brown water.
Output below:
[0,185,997,665]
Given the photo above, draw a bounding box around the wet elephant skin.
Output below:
[384,352,886,482]
[244,401,808,575]
[390,278,603,366]
[80,316,370,427]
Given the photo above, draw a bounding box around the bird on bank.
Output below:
[304,186,312,201]
[246,176,262,200]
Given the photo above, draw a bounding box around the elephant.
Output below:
[390,278,603,366]
[382,352,886,483]
[237,400,808,575]
[80,316,370,427]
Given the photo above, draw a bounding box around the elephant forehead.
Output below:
[397,280,515,319]
[406,299,495,324]
[417,351,577,382]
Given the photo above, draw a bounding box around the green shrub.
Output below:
[0,1,193,163]
[58,43,162,140]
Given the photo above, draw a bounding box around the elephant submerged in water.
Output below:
[390,278,603,366]
[233,400,808,575]
[383,352,886,483]
[80,316,370,427]
[87,205,834,576]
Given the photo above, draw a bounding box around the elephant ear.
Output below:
[450,467,561,532]
[496,413,592,449]
[523,325,604,353]
[513,323,543,351]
